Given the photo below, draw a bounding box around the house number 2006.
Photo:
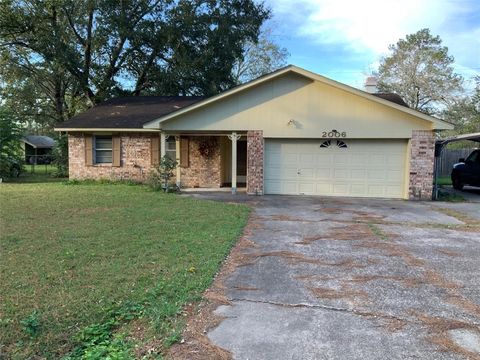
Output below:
[322,131,347,138]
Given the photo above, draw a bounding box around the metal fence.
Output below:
[24,155,56,174]
[437,149,475,177]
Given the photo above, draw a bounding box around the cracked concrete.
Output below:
[181,194,480,359]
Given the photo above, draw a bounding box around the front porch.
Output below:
[161,131,263,194]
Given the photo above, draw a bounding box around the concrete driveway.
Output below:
[176,195,480,360]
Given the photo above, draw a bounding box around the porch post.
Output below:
[175,136,181,187]
[228,132,241,194]
[160,133,166,158]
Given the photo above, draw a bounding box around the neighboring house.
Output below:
[21,135,55,164]
[55,65,453,200]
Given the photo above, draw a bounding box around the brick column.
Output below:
[247,130,264,195]
[409,130,435,200]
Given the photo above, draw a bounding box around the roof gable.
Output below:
[143,65,452,130]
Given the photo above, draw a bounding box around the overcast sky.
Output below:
[265,0,480,91]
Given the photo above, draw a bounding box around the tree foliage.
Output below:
[376,28,463,114]
[0,106,24,178]
[0,0,270,130]
[442,76,480,135]
[232,27,289,84]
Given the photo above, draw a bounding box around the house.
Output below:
[21,135,55,164]
[55,65,453,200]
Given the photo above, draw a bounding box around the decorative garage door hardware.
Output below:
[320,140,348,148]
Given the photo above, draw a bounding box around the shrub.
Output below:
[20,311,41,338]
[51,133,69,177]
[147,155,178,192]
[0,107,24,179]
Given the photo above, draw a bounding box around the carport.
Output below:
[433,132,480,199]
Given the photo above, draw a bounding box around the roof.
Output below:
[56,96,204,131]
[372,93,409,107]
[434,132,480,156]
[436,132,480,144]
[21,135,55,148]
[143,65,453,130]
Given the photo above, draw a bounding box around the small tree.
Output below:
[148,155,178,192]
[51,134,69,177]
[0,108,24,179]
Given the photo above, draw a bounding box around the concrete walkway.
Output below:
[187,195,480,360]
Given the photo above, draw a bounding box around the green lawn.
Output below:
[437,176,452,186]
[0,182,249,359]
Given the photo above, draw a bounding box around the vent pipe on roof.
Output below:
[364,76,378,93]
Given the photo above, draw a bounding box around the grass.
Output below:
[436,176,452,186]
[0,181,250,359]
[24,164,58,175]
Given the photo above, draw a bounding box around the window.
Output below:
[166,136,176,161]
[336,140,348,148]
[466,150,479,164]
[95,135,112,163]
[320,140,348,148]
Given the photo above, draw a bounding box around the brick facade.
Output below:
[247,130,264,195]
[180,136,222,188]
[68,133,155,181]
[408,130,435,200]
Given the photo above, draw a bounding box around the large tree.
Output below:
[0,0,270,128]
[376,28,463,114]
[442,76,480,134]
[231,27,289,84]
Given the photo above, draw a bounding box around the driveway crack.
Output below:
[229,297,407,322]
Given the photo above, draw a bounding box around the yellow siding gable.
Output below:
[159,72,435,138]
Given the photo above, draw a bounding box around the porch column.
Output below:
[228,132,241,194]
[175,136,181,187]
[160,133,166,158]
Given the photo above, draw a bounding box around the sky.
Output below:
[264,0,480,91]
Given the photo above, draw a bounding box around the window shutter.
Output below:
[85,134,93,166]
[180,137,189,167]
[112,135,121,167]
[151,135,160,165]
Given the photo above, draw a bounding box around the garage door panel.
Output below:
[316,168,332,180]
[265,139,407,199]
[350,184,367,195]
[367,169,386,180]
[334,169,349,180]
[351,169,366,180]
[316,154,333,165]
[333,184,349,195]
[387,170,402,181]
[298,182,315,194]
[334,154,349,164]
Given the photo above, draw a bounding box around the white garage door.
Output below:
[264,139,407,198]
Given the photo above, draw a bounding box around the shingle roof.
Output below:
[58,96,204,129]
[22,135,55,148]
[372,93,409,108]
[56,90,409,130]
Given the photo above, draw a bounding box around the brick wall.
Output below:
[409,130,435,200]
[68,132,155,181]
[180,136,222,188]
[247,130,264,195]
